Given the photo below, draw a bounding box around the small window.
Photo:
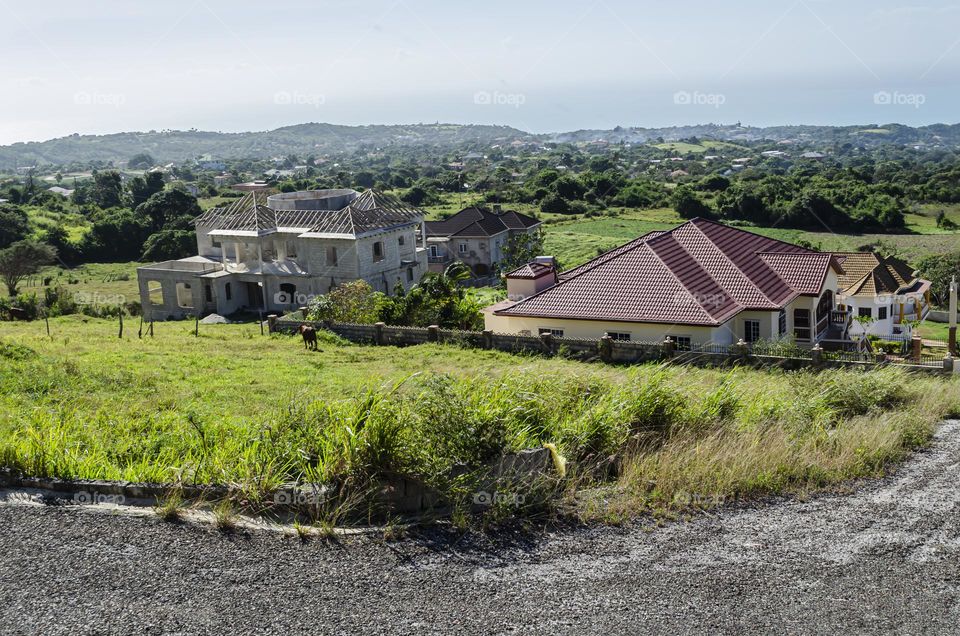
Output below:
[286,240,297,258]
[878,306,888,320]
[406,268,414,282]
[673,336,692,351]
[225,282,232,301]
[538,328,564,337]
[204,285,212,303]
[373,241,384,262]
[778,309,787,336]
[607,332,631,341]
[211,239,222,248]
[429,245,439,257]
[744,320,760,343]
[326,246,338,266]
[858,307,873,319]
[458,242,468,254]
[398,235,405,247]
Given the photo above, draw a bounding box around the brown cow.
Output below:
[299,324,319,351]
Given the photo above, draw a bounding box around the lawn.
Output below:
[2,262,141,303]
[1,317,957,526]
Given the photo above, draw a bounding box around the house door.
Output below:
[245,282,264,309]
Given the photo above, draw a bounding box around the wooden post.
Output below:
[259,311,264,336]
[118,312,123,339]
[194,314,199,337]
[149,321,154,337]
[137,315,143,339]
[599,334,613,362]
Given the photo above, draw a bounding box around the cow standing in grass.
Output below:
[299,324,319,351]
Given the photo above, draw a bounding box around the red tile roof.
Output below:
[505,262,555,279]
[496,219,838,326]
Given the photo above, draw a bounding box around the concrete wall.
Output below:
[483,312,724,344]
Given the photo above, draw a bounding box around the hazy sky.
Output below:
[1,0,958,145]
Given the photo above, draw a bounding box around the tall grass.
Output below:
[1,322,958,525]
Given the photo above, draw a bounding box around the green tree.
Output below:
[127,171,165,207]
[0,205,30,249]
[128,153,155,169]
[90,170,124,209]
[671,186,713,219]
[141,230,195,261]
[0,240,56,296]
[136,188,202,233]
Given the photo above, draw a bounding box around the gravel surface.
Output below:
[1,419,959,635]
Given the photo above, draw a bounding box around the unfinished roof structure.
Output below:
[193,189,423,239]
[495,218,843,326]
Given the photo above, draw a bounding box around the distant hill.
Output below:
[549,123,960,146]
[2,121,959,169]
[0,123,535,169]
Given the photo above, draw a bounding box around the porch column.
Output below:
[234,242,241,264]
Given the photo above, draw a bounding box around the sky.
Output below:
[1,0,958,145]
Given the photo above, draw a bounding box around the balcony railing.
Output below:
[427,255,451,264]
[831,310,850,325]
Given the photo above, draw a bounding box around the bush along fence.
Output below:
[268,315,957,375]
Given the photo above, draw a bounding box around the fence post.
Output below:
[662,336,675,359]
[267,314,278,334]
[428,325,439,343]
[540,332,554,355]
[482,329,493,350]
[299,306,308,320]
[599,334,613,362]
[811,343,823,367]
[375,322,386,345]
[944,354,954,374]
[911,335,922,362]
[734,338,749,360]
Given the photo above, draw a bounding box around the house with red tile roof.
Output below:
[485,218,846,348]
[424,205,541,277]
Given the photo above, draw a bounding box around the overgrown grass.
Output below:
[1,317,957,527]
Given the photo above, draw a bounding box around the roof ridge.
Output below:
[643,234,733,325]
[671,220,782,306]
[691,217,818,255]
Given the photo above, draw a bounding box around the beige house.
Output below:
[485,219,846,349]
[424,205,541,277]
[137,189,427,320]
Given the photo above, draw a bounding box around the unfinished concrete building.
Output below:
[137,189,428,320]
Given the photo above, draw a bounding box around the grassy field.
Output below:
[1,317,957,526]
[3,262,140,302]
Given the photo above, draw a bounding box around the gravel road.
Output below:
[1,419,959,635]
